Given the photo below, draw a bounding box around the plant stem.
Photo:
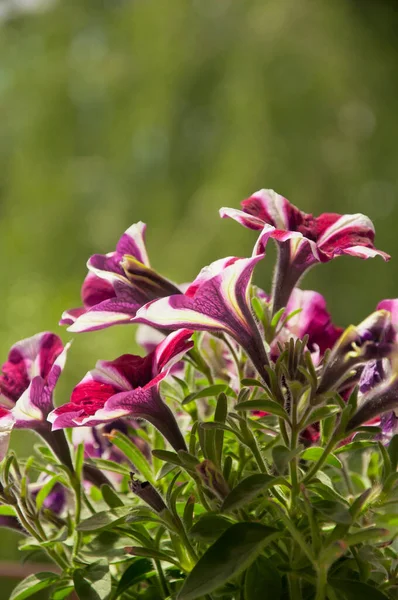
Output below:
[288,573,302,600]
[155,559,169,598]
[289,398,299,510]
[315,568,327,600]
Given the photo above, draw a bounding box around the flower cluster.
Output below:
[2,189,398,600]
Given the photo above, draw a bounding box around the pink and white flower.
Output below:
[61,222,181,333]
[0,332,70,459]
[48,330,193,452]
[133,256,270,381]
[221,189,390,312]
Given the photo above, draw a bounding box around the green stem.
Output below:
[279,418,290,447]
[315,567,327,600]
[288,573,302,600]
[155,559,169,598]
[289,398,300,510]
[71,476,83,559]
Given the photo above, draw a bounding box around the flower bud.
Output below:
[195,460,230,501]
[318,311,395,395]
[129,474,167,513]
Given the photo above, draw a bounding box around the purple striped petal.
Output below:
[285,289,343,356]
[0,407,15,460]
[67,298,140,332]
[134,256,270,380]
[115,222,150,266]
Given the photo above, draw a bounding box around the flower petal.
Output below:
[67,298,140,332]
[115,222,150,266]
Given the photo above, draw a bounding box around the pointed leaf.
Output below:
[77,507,131,531]
[245,556,282,600]
[301,447,342,469]
[112,558,154,599]
[10,573,59,600]
[107,430,153,483]
[73,560,111,600]
[177,523,279,600]
[235,399,289,420]
[272,445,302,474]
[189,514,232,541]
[221,474,286,513]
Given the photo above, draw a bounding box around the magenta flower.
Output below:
[220,189,390,312]
[61,222,181,333]
[284,288,343,360]
[48,330,193,452]
[0,333,70,459]
[133,256,270,381]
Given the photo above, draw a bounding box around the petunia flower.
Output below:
[283,288,343,362]
[220,189,390,313]
[0,333,70,461]
[133,256,270,381]
[61,222,181,333]
[48,329,193,452]
[317,310,395,395]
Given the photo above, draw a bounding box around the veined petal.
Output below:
[95,387,186,451]
[136,325,166,353]
[116,222,150,266]
[59,307,86,326]
[121,255,181,297]
[219,207,266,231]
[285,289,343,355]
[12,377,47,425]
[0,406,15,460]
[241,189,298,229]
[135,255,270,379]
[67,298,140,332]
[154,329,193,373]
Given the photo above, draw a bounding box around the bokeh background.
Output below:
[1,0,398,595]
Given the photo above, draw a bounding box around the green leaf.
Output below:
[329,579,389,600]
[87,458,131,476]
[35,475,62,511]
[240,378,268,390]
[77,507,131,531]
[345,527,390,546]
[313,500,353,525]
[182,384,236,405]
[177,523,279,600]
[244,556,282,600]
[235,399,289,420]
[221,474,286,513]
[101,484,124,508]
[301,447,342,469]
[107,430,153,483]
[10,573,59,600]
[74,442,85,479]
[112,558,154,599]
[151,449,182,467]
[334,441,377,454]
[50,583,75,600]
[0,505,16,516]
[388,434,398,472]
[214,392,228,466]
[127,547,181,567]
[189,514,232,541]
[272,445,302,474]
[73,560,111,600]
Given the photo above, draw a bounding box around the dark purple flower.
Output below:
[221,189,389,312]
[133,256,270,380]
[48,330,193,452]
[61,222,181,332]
[0,333,70,460]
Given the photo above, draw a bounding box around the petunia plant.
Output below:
[1,189,398,600]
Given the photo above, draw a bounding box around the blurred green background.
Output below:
[1,0,398,595]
